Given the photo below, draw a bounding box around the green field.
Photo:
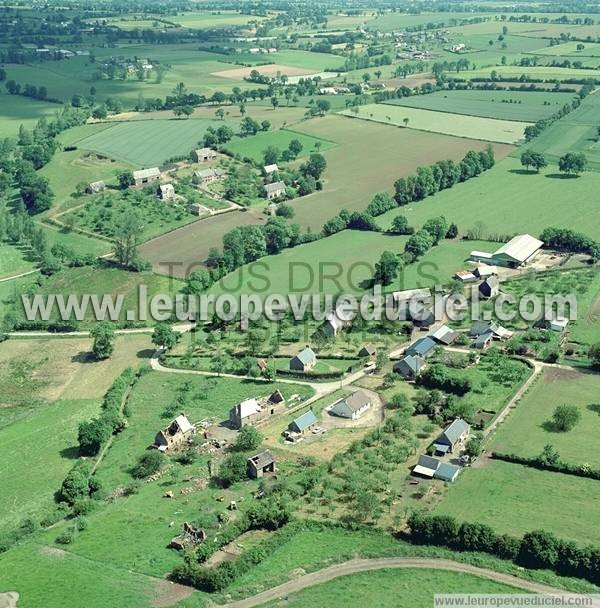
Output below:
[531,41,600,57]
[0,242,36,279]
[287,115,514,232]
[258,568,524,608]
[76,118,237,167]
[233,49,341,72]
[383,90,576,122]
[341,104,529,144]
[462,65,600,81]
[0,92,62,138]
[377,156,600,241]
[224,128,336,163]
[491,367,600,467]
[435,459,600,546]
[212,232,497,298]
[171,10,267,28]
[524,90,600,170]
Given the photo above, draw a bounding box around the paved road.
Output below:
[219,557,598,608]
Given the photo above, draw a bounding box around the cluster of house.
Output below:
[319,86,351,95]
[263,163,286,202]
[247,47,277,54]
[412,418,471,483]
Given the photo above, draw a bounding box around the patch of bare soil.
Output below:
[0,592,19,608]
[150,580,195,608]
[39,545,67,558]
[544,366,581,383]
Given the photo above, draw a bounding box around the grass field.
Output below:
[224,128,336,163]
[258,568,524,608]
[376,156,600,241]
[383,89,576,123]
[530,41,600,57]
[75,118,237,167]
[490,367,600,466]
[0,335,152,532]
[40,224,111,257]
[523,90,600,170]
[232,49,341,72]
[341,105,530,144]
[0,242,36,279]
[212,233,497,298]
[0,92,62,138]
[435,459,600,546]
[462,65,600,81]
[287,115,513,232]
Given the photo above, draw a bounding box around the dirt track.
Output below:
[219,557,598,608]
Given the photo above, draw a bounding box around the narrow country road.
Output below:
[218,557,600,608]
[0,268,40,283]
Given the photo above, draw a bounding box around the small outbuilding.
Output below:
[87,180,105,194]
[247,450,276,479]
[158,183,175,201]
[263,163,279,175]
[358,344,376,358]
[289,410,317,435]
[133,167,161,187]
[429,324,459,346]
[479,275,499,299]
[193,147,217,163]
[290,347,317,372]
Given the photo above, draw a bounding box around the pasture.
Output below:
[161,10,267,28]
[212,232,498,298]
[287,115,513,232]
[462,65,600,81]
[435,459,600,546]
[530,41,600,57]
[383,89,576,122]
[524,90,600,170]
[224,128,336,162]
[258,568,524,608]
[377,156,600,242]
[490,367,600,467]
[232,49,341,72]
[211,63,314,80]
[75,118,237,167]
[0,92,62,138]
[0,242,36,279]
[341,104,529,144]
[0,335,152,532]
[40,224,111,257]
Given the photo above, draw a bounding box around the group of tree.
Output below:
[539,226,600,260]
[519,150,547,172]
[558,151,587,176]
[262,138,304,165]
[407,512,600,585]
[416,363,473,396]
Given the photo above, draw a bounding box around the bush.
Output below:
[55,526,76,545]
[131,451,163,479]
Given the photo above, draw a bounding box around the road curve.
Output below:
[219,557,598,608]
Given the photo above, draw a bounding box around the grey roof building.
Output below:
[289,410,317,434]
[393,355,425,379]
[405,336,437,359]
[434,419,470,453]
[329,390,372,420]
[290,347,317,371]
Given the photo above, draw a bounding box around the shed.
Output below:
[87,180,105,194]
[492,234,543,268]
[133,167,160,187]
[429,324,459,346]
[289,410,317,434]
[478,275,499,299]
[158,183,175,201]
[247,450,276,479]
[358,344,376,358]
[434,462,460,482]
[263,163,279,175]
[413,454,441,478]
[193,147,216,163]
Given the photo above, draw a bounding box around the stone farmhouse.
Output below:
[154,414,194,452]
[133,167,161,187]
[158,183,175,201]
[433,418,471,455]
[228,390,285,429]
[265,180,286,200]
[289,347,317,372]
[193,168,225,186]
[193,147,217,163]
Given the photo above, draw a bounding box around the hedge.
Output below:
[492,452,600,481]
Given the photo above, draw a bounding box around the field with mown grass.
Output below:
[376,156,600,241]
[0,92,62,138]
[224,128,336,163]
[0,242,36,279]
[341,104,530,144]
[461,65,600,81]
[76,118,238,166]
[435,459,600,546]
[490,367,600,466]
[383,89,576,122]
[287,115,514,232]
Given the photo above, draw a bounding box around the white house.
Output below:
[329,390,372,420]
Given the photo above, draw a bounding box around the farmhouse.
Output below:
[87,180,105,194]
[470,321,513,341]
[329,390,372,420]
[289,410,318,435]
[470,234,543,268]
[265,180,286,200]
[193,147,217,163]
[393,354,425,380]
[133,167,160,187]
[154,414,194,452]
[434,418,470,454]
[290,347,317,372]
[194,168,225,185]
[322,306,352,337]
[229,390,285,429]
[158,183,175,201]
[247,450,276,479]
[479,275,500,299]
[405,336,437,359]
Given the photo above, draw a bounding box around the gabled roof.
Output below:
[293,347,316,366]
[393,354,425,377]
[264,163,279,173]
[238,397,261,418]
[292,409,317,431]
[195,168,225,180]
[195,147,215,156]
[474,330,494,348]
[438,418,470,446]
[160,183,174,194]
[406,336,437,358]
[434,462,460,482]
[493,234,543,263]
[480,275,499,290]
[390,287,431,304]
[174,415,194,435]
[248,450,274,469]
[429,324,459,345]
[474,265,497,278]
[332,390,371,414]
[265,180,286,194]
[413,454,441,477]
[268,389,285,404]
[359,343,376,356]
[133,167,160,180]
